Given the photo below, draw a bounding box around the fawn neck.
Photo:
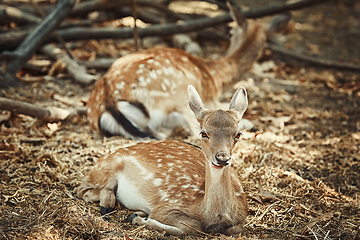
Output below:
[198,161,238,229]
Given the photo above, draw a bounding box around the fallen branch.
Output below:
[71,0,126,16]
[53,13,232,42]
[3,0,76,75]
[28,0,74,59]
[0,4,41,25]
[0,0,329,50]
[77,58,117,69]
[0,97,71,122]
[267,43,360,72]
[241,0,331,19]
[41,44,97,85]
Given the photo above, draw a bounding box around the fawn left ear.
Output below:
[227,1,247,32]
[188,85,208,122]
[229,86,248,119]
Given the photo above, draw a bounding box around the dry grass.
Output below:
[1,0,360,239]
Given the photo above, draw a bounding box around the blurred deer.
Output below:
[86,4,291,139]
[78,85,248,235]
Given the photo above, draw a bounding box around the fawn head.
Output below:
[188,85,248,169]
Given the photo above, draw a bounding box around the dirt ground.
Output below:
[1,0,360,239]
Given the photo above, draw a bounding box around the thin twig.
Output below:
[257,201,279,222]
[307,226,319,240]
[244,206,261,227]
[179,221,212,237]
[131,0,139,51]
[324,230,330,240]
[43,190,55,203]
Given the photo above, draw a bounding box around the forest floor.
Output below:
[1,0,360,239]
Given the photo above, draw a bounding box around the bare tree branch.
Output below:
[41,44,98,85]
[267,43,360,72]
[77,58,117,69]
[0,5,41,25]
[3,0,76,75]
[0,97,71,122]
[0,0,329,51]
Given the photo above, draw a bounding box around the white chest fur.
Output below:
[116,172,152,215]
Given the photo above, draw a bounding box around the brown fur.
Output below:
[86,8,291,138]
[78,85,249,236]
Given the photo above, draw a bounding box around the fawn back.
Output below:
[86,5,291,139]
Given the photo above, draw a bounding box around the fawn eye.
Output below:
[235,132,242,140]
[200,132,209,139]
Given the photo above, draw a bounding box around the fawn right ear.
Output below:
[188,85,207,121]
[265,12,292,38]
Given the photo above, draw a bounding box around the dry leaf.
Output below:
[259,115,292,129]
[0,142,16,151]
[43,123,60,137]
[252,61,277,78]
[124,233,133,240]
[53,94,83,107]
[308,43,320,55]
[47,107,71,122]
[48,59,66,76]
[251,190,279,203]
[0,112,10,122]
[8,113,23,130]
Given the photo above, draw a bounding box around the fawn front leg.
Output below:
[129,210,203,236]
[99,187,116,215]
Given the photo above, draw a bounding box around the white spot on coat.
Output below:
[163,67,170,75]
[150,70,157,79]
[100,104,105,112]
[116,81,125,90]
[163,78,170,86]
[138,76,146,87]
[153,178,163,186]
[161,83,167,91]
[168,68,175,74]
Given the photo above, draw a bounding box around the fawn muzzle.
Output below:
[214,151,231,167]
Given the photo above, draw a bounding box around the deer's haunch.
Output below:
[78,85,249,236]
[86,4,291,139]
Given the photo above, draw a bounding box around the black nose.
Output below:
[215,152,231,166]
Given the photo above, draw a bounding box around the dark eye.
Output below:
[200,132,209,139]
[235,132,242,140]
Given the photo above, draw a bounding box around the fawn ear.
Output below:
[229,86,248,119]
[265,12,292,38]
[227,1,247,31]
[188,85,207,121]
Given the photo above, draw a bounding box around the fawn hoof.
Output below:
[100,206,114,215]
[125,213,138,223]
